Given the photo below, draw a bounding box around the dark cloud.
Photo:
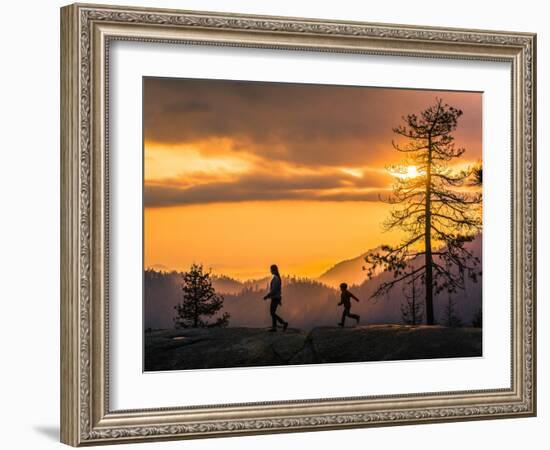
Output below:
[144,78,482,207]
[144,77,482,167]
[164,99,212,114]
[145,170,390,207]
[145,185,384,207]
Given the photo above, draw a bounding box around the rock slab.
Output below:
[144,325,482,371]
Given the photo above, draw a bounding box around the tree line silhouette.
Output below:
[146,252,481,330]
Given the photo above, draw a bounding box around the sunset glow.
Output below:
[143,78,482,280]
[401,166,420,179]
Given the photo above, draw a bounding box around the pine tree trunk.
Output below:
[425,136,435,325]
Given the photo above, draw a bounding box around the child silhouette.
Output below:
[338,282,360,327]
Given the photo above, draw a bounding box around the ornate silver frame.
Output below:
[60,3,536,446]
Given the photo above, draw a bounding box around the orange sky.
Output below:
[143,78,482,280]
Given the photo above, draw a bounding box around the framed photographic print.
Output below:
[60,3,537,446]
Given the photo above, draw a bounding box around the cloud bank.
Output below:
[143,77,482,207]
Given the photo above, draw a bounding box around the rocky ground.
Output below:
[144,325,482,371]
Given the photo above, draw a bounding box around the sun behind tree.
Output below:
[393,165,420,179]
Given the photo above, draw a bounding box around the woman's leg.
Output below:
[270,299,286,329]
[270,300,278,329]
[273,302,285,324]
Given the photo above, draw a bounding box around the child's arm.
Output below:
[350,292,360,302]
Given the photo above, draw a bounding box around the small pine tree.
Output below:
[442,292,463,327]
[174,263,230,328]
[400,275,424,325]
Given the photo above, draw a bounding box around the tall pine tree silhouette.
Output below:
[365,98,482,325]
[174,263,230,328]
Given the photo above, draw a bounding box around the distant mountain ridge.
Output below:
[148,249,377,293]
[318,251,373,288]
[145,234,482,330]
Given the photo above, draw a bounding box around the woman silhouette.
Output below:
[263,264,289,332]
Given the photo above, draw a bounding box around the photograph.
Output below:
[142,78,484,371]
